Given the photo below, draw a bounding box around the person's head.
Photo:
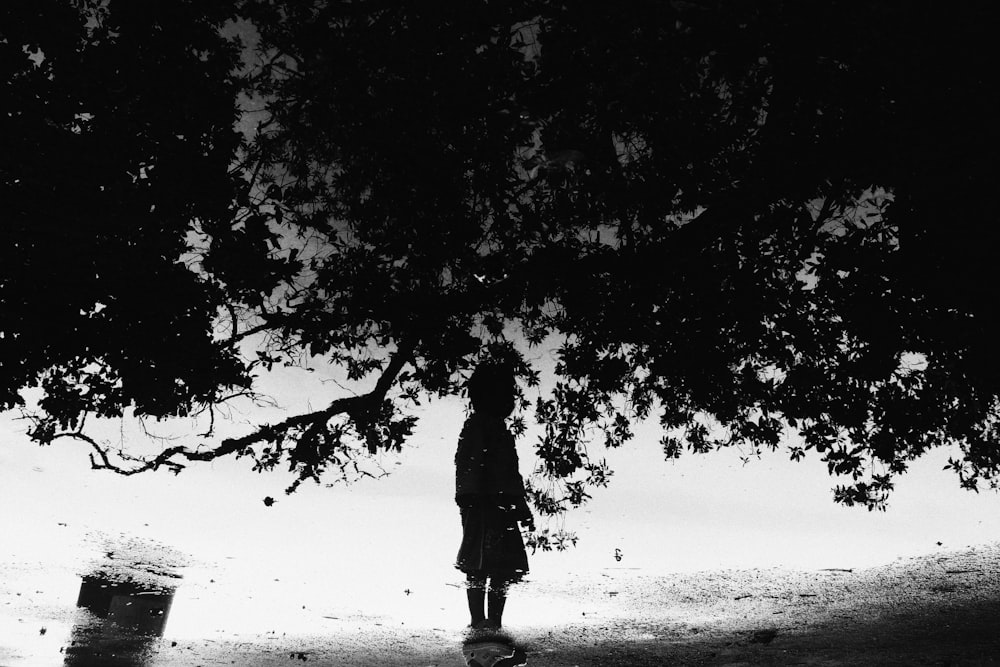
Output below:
[467,362,516,418]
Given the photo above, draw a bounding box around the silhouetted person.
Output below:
[455,362,534,630]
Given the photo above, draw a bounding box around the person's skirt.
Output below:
[456,502,528,579]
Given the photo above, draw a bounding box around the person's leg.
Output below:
[486,574,513,628]
[466,572,487,626]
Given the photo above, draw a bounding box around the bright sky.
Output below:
[2,348,1000,650]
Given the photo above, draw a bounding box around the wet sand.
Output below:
[4,544,999,666]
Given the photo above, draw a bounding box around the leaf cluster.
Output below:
[4,1,1000,520]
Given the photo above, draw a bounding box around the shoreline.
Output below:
[4,544,999,665]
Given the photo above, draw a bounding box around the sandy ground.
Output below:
[3,544,1000,666]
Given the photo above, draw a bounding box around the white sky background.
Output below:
[3,339,1000,647]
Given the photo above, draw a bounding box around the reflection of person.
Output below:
[455,363,534,630]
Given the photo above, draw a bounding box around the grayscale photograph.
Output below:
[2,2,998,665]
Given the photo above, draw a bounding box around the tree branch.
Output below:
[55,340,417,476]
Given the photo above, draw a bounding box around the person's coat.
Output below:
[454,412,532,521]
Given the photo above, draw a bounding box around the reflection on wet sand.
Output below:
[76,574,174,635]
[462,632,528,667]
[63,558,179,666]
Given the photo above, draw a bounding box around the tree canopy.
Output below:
[3,1,998,526]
